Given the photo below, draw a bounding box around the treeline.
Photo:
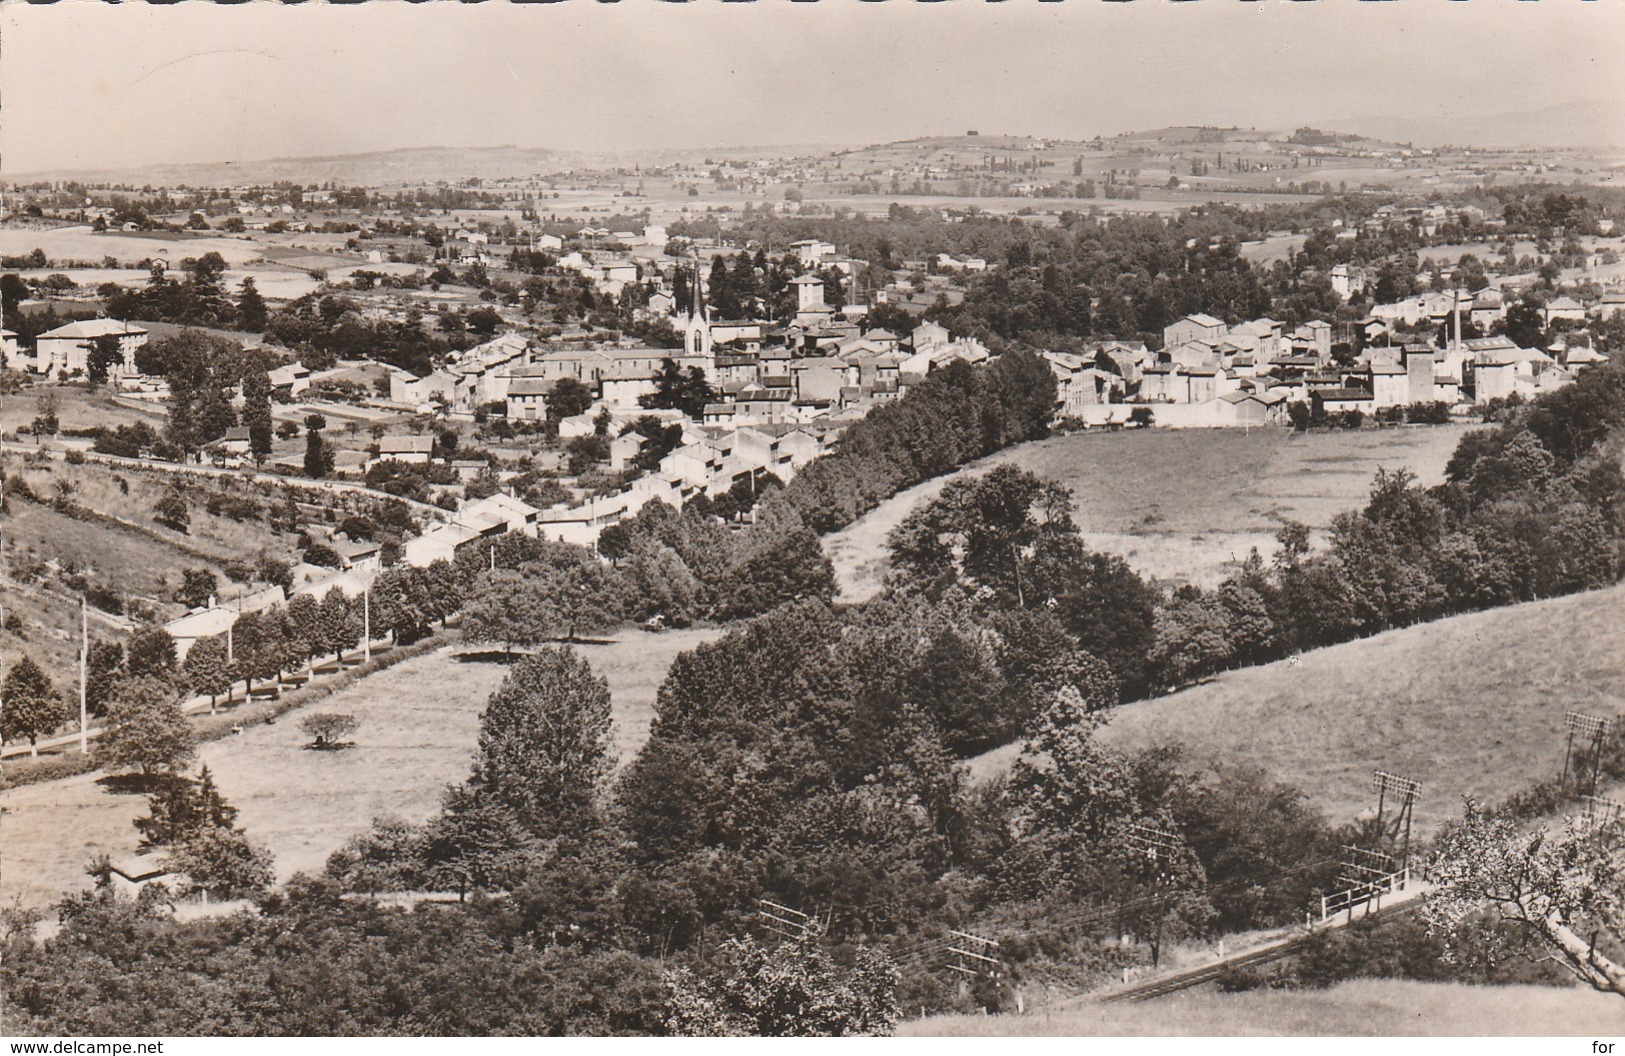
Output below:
[1142,362,1625,691]
[323,606,1353,1015]
[265,293,464,377]
[775,350,1057,534]
[876,365,1624,698]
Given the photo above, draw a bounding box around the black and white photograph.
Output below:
[0,0,1622,1042]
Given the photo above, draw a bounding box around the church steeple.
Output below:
[682,255,713,360]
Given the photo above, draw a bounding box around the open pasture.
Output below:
[825,423,1476,600]
[0,626,720,908]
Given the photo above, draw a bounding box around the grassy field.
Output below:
[0,626,720,908]
[1,383,170,436]
[968,584,1625,834]
[902,979,1621,1036]
[825,424,1476,601]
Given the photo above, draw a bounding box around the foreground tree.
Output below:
[1,655,67,757]
[467,646,613,839]
[1424,802,1624,998]
[241,365,274,467]
[664,937,900,1037]
[134,765,238,849]
[163,825,275,901]
[96,676,196,779]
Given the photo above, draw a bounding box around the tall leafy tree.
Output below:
[1,655,67,757]
[303,414,334,479]
[241,365,274,467]
[639,358,712,419]
[86,334,125,390]
[125,624,178,680]
[181,635,232,711]
[96,676,196,779]
[467,646,613,839]
[236,277,268,332]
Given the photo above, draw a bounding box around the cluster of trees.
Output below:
[314,584,1349,1007]
[0,876,896,1036]
[2,623,200,758]
[389,503,831,648]
[265,293,464,377]
[774,351,1057,534]
[127,764,274,901]
[1143,363,1625,691]
[104,256,266,333]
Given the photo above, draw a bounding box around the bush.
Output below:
[300,712,359,749]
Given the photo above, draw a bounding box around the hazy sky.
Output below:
[3,1,1622,175]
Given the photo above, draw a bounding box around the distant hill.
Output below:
[10,145,572,188]
[1325,100,1625,150]
[8,141,850,189]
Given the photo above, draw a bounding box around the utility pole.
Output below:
[756,899,819,943]
[1580,795,1623,835]
[1562,712,1614,797]
[1337,845,1398,918]
[1372,770,1422,869]
[945,930,1004,1002]
[79,596,89,754]
[362,585,372,663]
[1123,821,1182,967]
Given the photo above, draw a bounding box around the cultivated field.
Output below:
[968,584,1625,834]
[902,979,1620,1036]
[0,626,721,907]
[825,424,1475,600]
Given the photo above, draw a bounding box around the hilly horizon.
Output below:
[7,106,1620,188]
[1325,99,1625,151]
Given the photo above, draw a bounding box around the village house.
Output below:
[1163,313,1226,349]
[373,434,435,465]
[505,377,555,420]
[268,362,312,398]
[1542,296,1587,327]
[389,368,457,407]
[28,318,148,378]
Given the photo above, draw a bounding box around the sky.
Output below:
[3,1,1622,176]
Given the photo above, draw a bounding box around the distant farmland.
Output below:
[825,424,1475,599]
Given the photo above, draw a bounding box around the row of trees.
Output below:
[775,350,1057,534]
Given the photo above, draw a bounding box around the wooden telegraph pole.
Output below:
[1372,770,1422,869]
[79,596,89,754]
[1562,712,1615,797]
[1123,821,1182,967]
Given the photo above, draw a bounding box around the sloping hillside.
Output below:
[825,425,1473,602]
[903,979,1619,1036]
[969,584,1625,834]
